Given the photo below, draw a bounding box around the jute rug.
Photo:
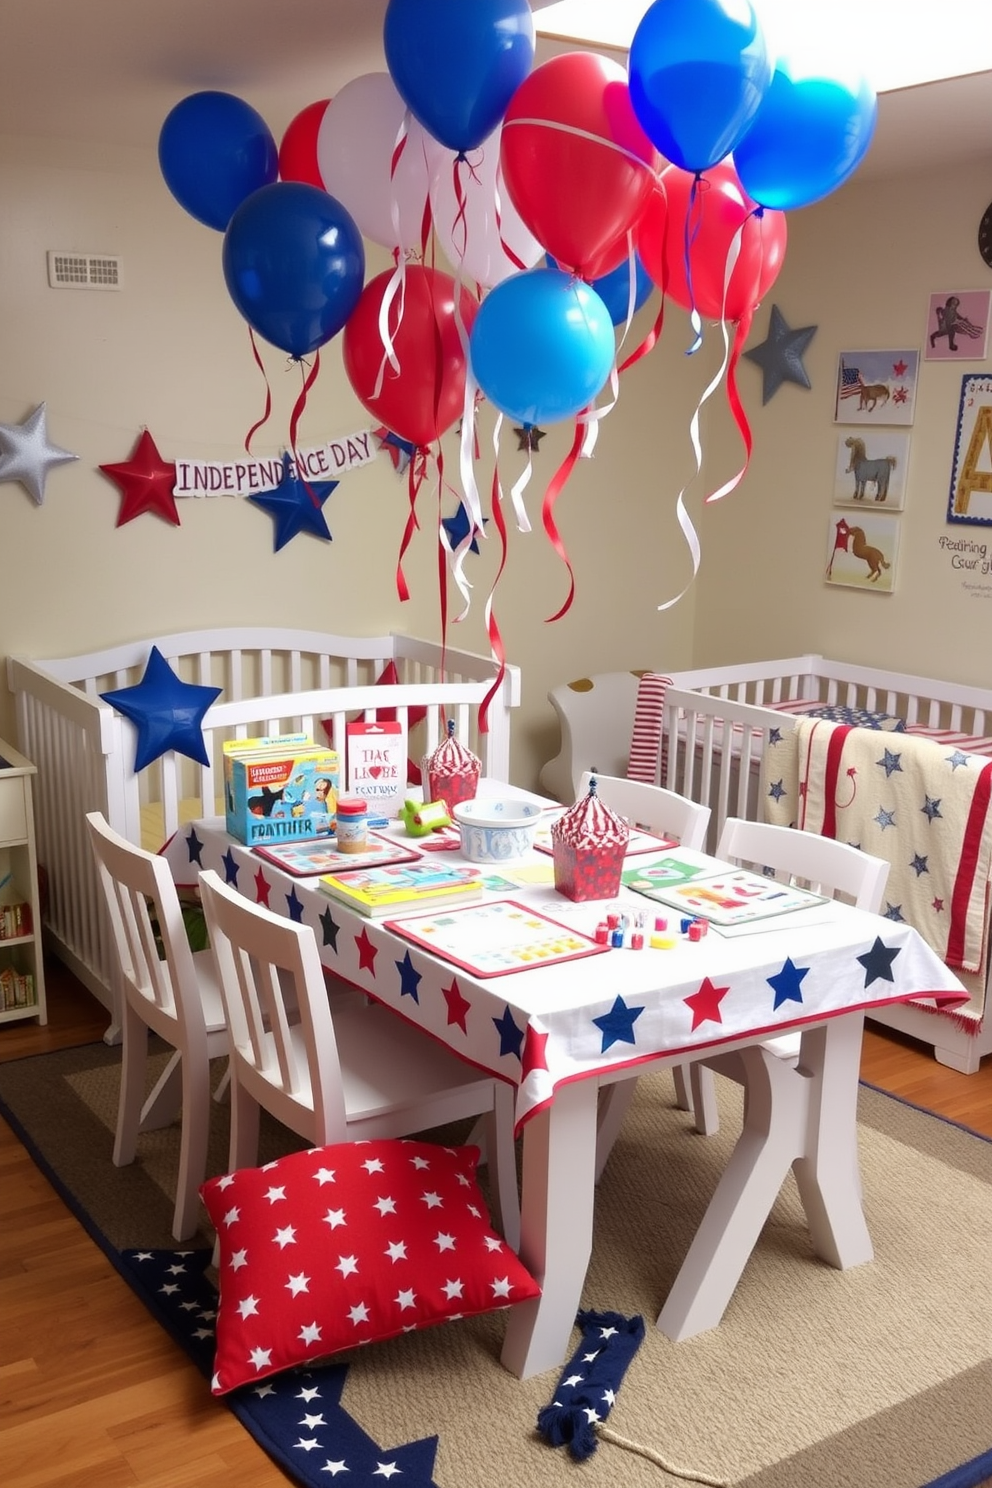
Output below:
[1,1041,990,1488]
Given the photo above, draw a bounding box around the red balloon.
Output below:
[638,161,787,322]
[278,100,331,187]
[343,266,478,448]
[500,53,659,281]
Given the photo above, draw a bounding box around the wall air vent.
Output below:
[47,251,122,290]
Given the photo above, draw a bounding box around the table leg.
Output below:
[500,1079,600,1379]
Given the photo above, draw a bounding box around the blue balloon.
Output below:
[548,254,654,327]
[733,59,877,210]
[469,268,616,426]
[222,183,365,359]
[384,0,535,154]
[629,0,771,174]
[158,91,278,232]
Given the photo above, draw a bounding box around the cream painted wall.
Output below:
[4,128,990,798]
[694,153,992,684]
[0,133,701,792]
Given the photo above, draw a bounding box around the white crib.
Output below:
[8,627,520,1038]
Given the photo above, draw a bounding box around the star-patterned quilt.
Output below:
[161,818,967,1132]
[764,717,992,978]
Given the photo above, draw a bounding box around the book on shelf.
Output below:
[318,859,484,918]
[0,901,31,940]
[0,966,35,1009]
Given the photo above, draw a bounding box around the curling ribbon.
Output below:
[494,157,529,273]
[372,108,419,390]
[394,444,429,602]
[244,327,273,453]
[478,455,510,735]
[507,414,534,533]
[288,350,323,510]
[543,415,586,622]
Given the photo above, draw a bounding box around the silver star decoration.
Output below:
[0,402,78,504]
[743,305,817,404]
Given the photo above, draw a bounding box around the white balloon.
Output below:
[316,72,436,253]
[431,125,544,288]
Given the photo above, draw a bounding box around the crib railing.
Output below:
[8,629,520,1032]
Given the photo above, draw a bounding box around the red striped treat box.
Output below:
[550,776,629,901]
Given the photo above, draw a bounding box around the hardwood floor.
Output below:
[1,956,989,1488]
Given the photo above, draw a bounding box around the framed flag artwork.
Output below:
[832,429,910,510]
[825,510,900,594]
[834,348,919,426]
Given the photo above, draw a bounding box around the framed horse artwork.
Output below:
[824,510,900,594]
[833,348,919,426]
[833,429,910,510]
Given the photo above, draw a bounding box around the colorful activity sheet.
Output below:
[383,899,609,977]
[625,863,826,926]
[254,832,421,877]
[622,855,719,892]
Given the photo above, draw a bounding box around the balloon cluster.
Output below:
[156,0,877,441]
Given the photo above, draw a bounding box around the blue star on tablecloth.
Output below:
[248,452,337,552]
[396,950,422,1002]
[441,502,487,554]
[319,906,340,952]
[857,937,900,986]
[286,886,306,923]
[185,827,205,865]
[592,995,644,1052]
[493,1004,524,1060]
[878,749,903,777]
[767,957,808,1010]
[222,848,240,885]
[101,647,222,773]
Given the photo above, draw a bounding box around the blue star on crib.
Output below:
[100,648,221,773]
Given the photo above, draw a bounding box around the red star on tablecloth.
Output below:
[684,976,730,1032]
[443,978,471,1034]
[355,927,378,974]
[522,1025,550,1078]
[253,868,272,907]
[99,429,180,526]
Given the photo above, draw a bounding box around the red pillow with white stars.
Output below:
[200,1138,540,1395]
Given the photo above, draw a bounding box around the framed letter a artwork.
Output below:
[947,374,992,526]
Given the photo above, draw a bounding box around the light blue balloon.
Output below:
[469,268,616,426]
[733,58,877,210]
[629,0,771,174]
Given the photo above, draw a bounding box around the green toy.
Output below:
[400,798,452,837]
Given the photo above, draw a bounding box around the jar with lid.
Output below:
[335,796,369,854]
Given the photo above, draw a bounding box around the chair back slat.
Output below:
[715,817,890,912]
[580,772,711,851]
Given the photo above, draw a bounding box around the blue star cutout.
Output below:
[286,887,305,923]
[592,995,644,1052]
[874,807,896,830]
[319,906,340,952]
[877,749,903,778]
[857,937,900,986]
[441,502,487,554]
[909,853,929,877]
[946,750,971,770]
[221,847,240,885]
[493,1004,524,1060]
[184,827,204,866]
[248,452,337,552]
[396,950,422,1003]
[742,304,816,403]
[767,957,808,1010]
[921,795,942,822]
[101,646,221,773]
[768,779,787,802]
[883,903,906,922]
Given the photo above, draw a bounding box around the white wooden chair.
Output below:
[539,672,644,802]
[683,817,890,1135]
[198,869,521,1251]
[86,810,228,1241]
[583,773,712,1179]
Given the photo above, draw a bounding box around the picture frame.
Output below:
[825,510,900,593]
[834,348,919,426]
[833,428,910,510]
[947,373,992,526]
[924,290,990,361]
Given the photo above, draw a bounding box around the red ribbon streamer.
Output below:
[244,327,273,453]
[288,351,323,508]
[478,459,509,735]
[395,446,429,602]
[706,305,754,504]
[542,416,586,623]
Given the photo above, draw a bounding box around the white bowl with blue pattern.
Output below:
[453,797,542,862]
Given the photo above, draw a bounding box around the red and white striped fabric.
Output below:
[626,672,671,784]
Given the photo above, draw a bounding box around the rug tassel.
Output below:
[596,1425,731,1485]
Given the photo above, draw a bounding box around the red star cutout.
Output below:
[892,359,908,376]
[684,976,730,1032]
[100,429,180,527]
[253,868,272,907]
[442,977,471,1034]
[355,927,378,974]
[932,897,945,913]
[522,1025,550,1079]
